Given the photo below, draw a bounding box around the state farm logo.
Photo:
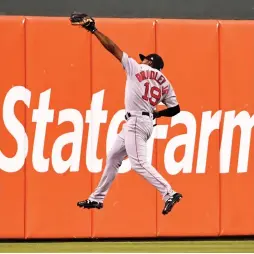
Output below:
[0,86,253,175]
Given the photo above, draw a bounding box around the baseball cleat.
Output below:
[77,199,103,209]
[162,193,182,215]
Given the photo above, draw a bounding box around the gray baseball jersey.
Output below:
[121,52,178,113]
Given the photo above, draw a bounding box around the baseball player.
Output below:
[70,13,182,215]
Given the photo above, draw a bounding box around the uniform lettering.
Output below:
[150,71,155,80]
[146,70,150,79]
[135,70,166,85]
[135,73,142,82]
[157,75,166,85]
[162,86,169,95]
[140,71,146,81]
[154,72,158,81]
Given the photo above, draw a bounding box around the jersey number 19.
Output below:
[142,82,161,106]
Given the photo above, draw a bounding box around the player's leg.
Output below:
[89,134,127,202]
[77,131,127,209]
[124,117,182,214]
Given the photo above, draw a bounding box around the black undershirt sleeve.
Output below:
[157,104,180,117]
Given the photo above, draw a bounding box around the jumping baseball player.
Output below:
[70,13,182,215]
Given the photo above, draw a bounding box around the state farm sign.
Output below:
[0,86,253,175]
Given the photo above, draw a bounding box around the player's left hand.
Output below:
[70,12,97,33]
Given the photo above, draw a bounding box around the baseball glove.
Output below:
[70,12,97,33]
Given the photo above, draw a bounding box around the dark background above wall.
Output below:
[0,0,254,19]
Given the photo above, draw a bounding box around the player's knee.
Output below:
[106,150,117,162]
[129,157,148,170]
[106,153,122,168]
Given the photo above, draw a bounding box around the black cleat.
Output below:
[162,193,182,215]
[77,199,103,209]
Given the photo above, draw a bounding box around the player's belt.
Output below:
[125,111,150,120]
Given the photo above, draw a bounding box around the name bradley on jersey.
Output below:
[135,70,166,85]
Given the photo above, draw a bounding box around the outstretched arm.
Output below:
[70,13,123,61]
[94,30,123,62]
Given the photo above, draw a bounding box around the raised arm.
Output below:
[93,30,123,62]
[70,12,123,62]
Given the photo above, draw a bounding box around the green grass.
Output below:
[0,241,254,252]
